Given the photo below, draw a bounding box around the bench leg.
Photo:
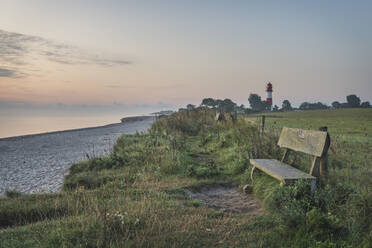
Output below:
[310,179,317,195]
[250,166,256,182]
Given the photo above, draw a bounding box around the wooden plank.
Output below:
[318,126,330,185]
[277,127,328,157]
[250,159,316,183]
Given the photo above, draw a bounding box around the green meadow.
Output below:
[1,108,372,247]
[247,108,372,190]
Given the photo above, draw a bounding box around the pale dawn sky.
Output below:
[1,0,371,108]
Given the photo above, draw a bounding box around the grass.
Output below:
[1,108,372,247]
[247,108,372,188]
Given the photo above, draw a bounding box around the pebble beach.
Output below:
[0,116,154,196]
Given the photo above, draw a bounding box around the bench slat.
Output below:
[250,159,316,183]
[277,127,328,157]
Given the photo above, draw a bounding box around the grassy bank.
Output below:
[1,108,372,247]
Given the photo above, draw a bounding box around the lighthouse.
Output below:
[266,82,273,110]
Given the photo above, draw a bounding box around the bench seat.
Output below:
[250,159,316,184]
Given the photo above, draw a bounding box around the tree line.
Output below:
[297,94,370,111]
[248,93,370,112]
[183,94,370,114]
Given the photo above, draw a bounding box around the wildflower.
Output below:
[134,218,140,225]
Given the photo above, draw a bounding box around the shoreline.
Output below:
[0,116,155,195]
[0,115,154,141]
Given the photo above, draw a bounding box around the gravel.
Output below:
[0,117,154,196]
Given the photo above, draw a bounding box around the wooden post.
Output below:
[231,111,237,123]
[310,156,321,177]
[281,148,290,163]
[319,126,329,185]
[260,115,266,135]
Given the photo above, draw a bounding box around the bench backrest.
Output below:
[278,127,329,157]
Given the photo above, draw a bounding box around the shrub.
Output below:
[5,190,22,198]
[63,170,116,190]
[69,156,115,175]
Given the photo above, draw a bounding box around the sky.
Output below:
[1,0,372,111]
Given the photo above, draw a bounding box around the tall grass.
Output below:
[1,108,371,247]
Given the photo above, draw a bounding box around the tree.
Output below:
[221,98,237,112]
[361,101,371,108]
[244,108,254,114]
[201,98,216,108]
[186,104,195,110]
[273,105,279,112]
[315,102,329,109]
[235,104,246,114]
[281,100,292,111]
[213,98,237,112]
[262,101,272,111]
[248,94,264,111]
[340,103,349,108]
[299,102,328,110]
[332,101,341,109]
[215,99,224,110]
[346,94,361,108]
[299,102,310,110]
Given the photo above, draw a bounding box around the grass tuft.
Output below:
[1,108,372,247]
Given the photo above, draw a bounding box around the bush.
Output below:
[5,190,22,198]
[63,170,118,190]
[69,156,115,174]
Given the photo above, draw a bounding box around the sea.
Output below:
[0,114,141,139]
[0,114,155,195]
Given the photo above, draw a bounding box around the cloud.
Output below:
[0,68,16,77]
[104,83,185,90]
[0,68,26,78]
[0,29,132,78]
[0,100,175,117]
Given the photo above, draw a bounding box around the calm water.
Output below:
[0,114,141,138]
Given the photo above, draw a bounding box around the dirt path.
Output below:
[185,153,263,214]
[185,185,264,214]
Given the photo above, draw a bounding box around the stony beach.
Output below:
[0,116,154,196]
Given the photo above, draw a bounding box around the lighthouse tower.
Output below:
[266,82,273,110]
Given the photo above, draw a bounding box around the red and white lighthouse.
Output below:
[266,82,273,108]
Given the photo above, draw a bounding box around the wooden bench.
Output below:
[250,127,330,193]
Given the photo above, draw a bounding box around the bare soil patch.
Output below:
[185,185,264,214]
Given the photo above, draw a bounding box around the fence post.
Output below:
[260,115,266,135]
[319,126,329,186]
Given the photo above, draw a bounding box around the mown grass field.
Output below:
[1,108,372,247]
[248,108,372,140]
